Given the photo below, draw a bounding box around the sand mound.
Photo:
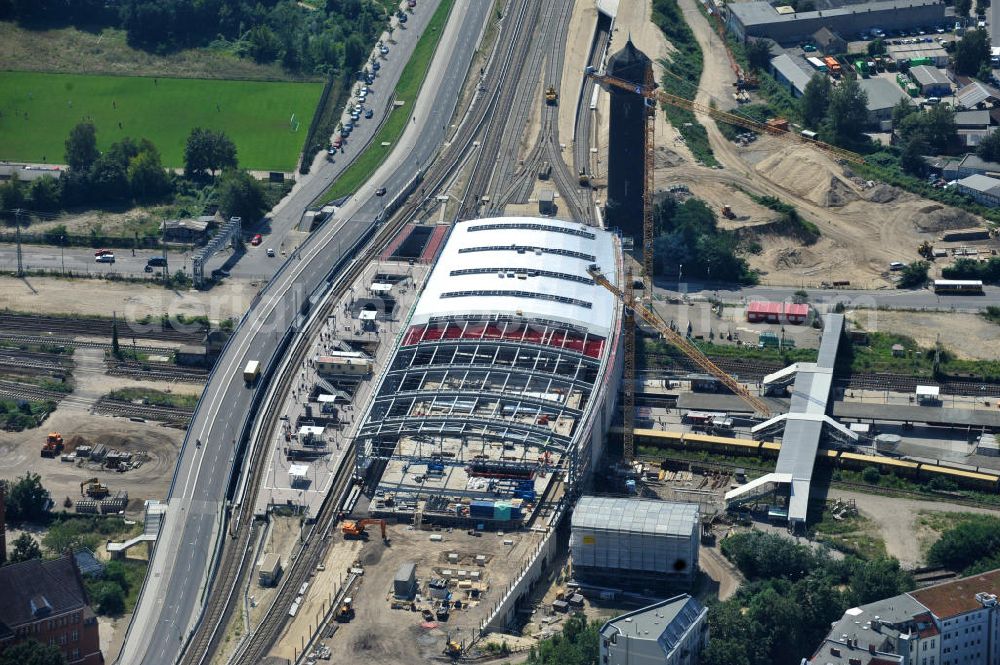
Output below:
[654,146,685,168]
[773,247,818,269]
[864,183,899,204]
[754,145,859,207]
[912,205,981,233]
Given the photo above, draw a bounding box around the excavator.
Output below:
[81,478,109,499]
[335,597,354,623]
[918,241,935,260]
[341,518,389,543]
[544,85,558,105]
[444,639,462,658]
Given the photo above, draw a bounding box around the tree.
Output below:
[127,147,171,201]
[821,77,869,147]
[344,34,366,71]
[900,138,927,176]
[4,473,50,522]
[89,152,130,202]
[955,28,990,75]
[218,169,268,222]
[720,530,815,581]
[92,581,125,615]
[745,39,773,71]
[8,532,42,563]
[0,640,66,665]
[247,25,281,63]
[800,74,831,130]
[0,175,26,212]
[867,38,886,56]
[184,128,238,177]
[928,516,1000,572]
[64,123,99,173]
[28,176,61,212]
[977,128,1000,162]
[897,104,955,154]
[892,98,918,127]
[898,261,930,288]
[956,0,973,17]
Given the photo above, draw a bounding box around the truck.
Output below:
[41,432,64,458]
[822,56,841,75]
[243,360,261,385]
[146,256,167,267]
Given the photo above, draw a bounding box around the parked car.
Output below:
[398,12,407,22]
[266,248,276,257]
[95,253,115,264]
[365,109,374,119]
[251,233,263,246]
[379,45,389,55]
[94,248,112,256]
[408,0,416,6]
[371,60,381,71]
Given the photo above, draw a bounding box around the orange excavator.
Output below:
[342,518,388,542]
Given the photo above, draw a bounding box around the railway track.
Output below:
[0,379,67,402]
[0,313,209,344]
[106,360,210,384]
[0,332,169,354]
[181,2,549,662]
[93,397,194,424]
[572,15,610,209]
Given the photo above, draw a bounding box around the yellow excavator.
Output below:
[918,241,935,259]
[81,478,109,499]
[545,85,558,105]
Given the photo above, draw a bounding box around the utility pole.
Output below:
[60,235,65,275]
[14,209,23,277]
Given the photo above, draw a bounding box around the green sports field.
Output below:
[0,71,324,171]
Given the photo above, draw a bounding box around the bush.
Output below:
[927,516,1000,572]
[720,530,815,581]
[91,581,125,616]
[861,466,881,484]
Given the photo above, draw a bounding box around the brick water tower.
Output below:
[605,37,652,241]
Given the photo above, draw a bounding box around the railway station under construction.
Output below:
[353,217,624,527]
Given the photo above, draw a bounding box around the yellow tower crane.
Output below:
[589,264,772,463]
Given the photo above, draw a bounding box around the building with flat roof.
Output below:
[726,0,946,44]
[0,554,103,665]
[887,42,949,67]
[747,300,809,324]
[600,594,708,665]
[811,568,1000,665]
[356,217,623,527]
[571,497,699,592]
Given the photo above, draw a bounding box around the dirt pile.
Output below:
[911,204,982,233]
[753,145,861,207]
[864,183,900,204]
[655,145,685,168]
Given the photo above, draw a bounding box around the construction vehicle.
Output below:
[444,640,462,658]
[918,241,935,259]
[341,518,388,542]
[721,205,736,219]
[544,85,558,105]
[588,263,772,421]
[335,597,354,622]
[81,478,110,499]
[41,432,64,458]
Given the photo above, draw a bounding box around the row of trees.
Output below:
[0,122,269,226]
[800,76,871,148]
[651,197,757,284]
[942,256,1000,283]
[707,531,913,665]
[1,0,390,77]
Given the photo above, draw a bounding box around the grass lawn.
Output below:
[107,387,199,410]
[318,0,456,203]
[0,71,323,171]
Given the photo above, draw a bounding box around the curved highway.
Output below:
[115,3,492,663]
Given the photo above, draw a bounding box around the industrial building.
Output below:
[605,38,651,239]
[746,300,809,324]
[810,567,1000,665]
[956,174,1000,207]
[725,0,946,44]
[0,554,103,665]
[859,77,912,130]
[770,54,814,97]
[909,65,952,96]
[941,153,1000,180]
[886,42,948,67]
[600,594,709,665]
[570,497,699,592]
[355,217,623,528]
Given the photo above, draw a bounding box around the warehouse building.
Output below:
[570,497,699,593]
[859,77,912,130]
[910,65,952,96]
[956,173,1000,207]
[770,54,814,97]
[726,0,946,44]
[355,217,624,527]
[746,301,809,324]
[600,594,708,665]
[886,42,949,67]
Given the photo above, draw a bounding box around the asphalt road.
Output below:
[655,280,1000,310]
[114,2,492,663]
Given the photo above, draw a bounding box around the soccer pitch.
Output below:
[0,71,324,172]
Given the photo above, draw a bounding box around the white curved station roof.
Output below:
[411,217,619,337]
